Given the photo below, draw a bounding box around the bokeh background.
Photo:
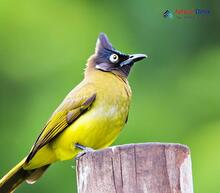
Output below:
[0,0,220,193]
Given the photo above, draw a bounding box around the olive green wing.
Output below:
[26,84,96,163]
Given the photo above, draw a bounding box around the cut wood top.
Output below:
[76,143,193,193]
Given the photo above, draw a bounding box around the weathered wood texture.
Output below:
[76,143,193,193]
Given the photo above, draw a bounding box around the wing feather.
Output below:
[26,83,96,163]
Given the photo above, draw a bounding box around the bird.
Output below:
[0,32,147,193]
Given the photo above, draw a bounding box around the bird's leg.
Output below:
[75,143,94,151]
[75,143,94,160]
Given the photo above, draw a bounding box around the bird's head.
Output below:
[86,33,147,78]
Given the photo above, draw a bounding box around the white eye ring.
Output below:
[109,54,119,63]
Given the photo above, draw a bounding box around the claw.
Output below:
[74,143,94,160]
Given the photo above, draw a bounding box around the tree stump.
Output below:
[76,143,193,193]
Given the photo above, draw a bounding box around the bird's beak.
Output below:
[120,54,147,67]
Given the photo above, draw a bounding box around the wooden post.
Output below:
[76,143,194,193]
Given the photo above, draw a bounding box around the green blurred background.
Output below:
[0,0,220,193]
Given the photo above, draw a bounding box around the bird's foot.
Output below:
[75,143,94,160]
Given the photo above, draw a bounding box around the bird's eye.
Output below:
[109,54,119,63]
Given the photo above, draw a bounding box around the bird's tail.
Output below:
[0,158,49,193]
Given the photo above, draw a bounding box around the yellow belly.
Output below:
[52,101,128,161]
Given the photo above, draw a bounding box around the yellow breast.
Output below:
[52,71,132,160]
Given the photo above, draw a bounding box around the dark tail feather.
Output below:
[0,158,49,193]
[25,165,50,184]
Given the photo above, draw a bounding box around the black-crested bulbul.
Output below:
[0,33,147,193]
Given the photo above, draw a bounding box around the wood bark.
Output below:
[76,143,194,193]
